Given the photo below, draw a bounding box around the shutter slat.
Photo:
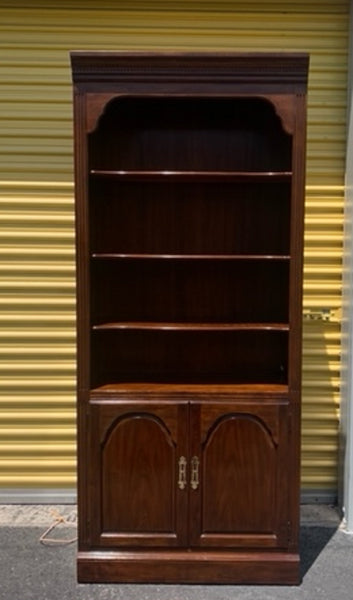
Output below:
[0,0,348,496]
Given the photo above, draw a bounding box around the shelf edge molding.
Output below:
[90,169,293,182]
[92,322,290,331]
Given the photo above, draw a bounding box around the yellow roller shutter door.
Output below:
[0,0,348,498]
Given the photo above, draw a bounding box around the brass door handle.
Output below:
[178,456,187,490]
[190,456,200,490]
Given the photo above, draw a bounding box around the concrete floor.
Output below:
[0,505,352,600]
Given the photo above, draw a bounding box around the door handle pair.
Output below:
[178,456,199,490]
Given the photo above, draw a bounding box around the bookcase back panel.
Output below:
[89,97,292,172]
[90,259,289,325]
[90,180,291,256]
[90,329,288,388]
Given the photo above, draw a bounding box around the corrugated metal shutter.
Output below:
[0,0,348,499]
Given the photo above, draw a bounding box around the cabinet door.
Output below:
[189,402,290,549]
[88,401,188,547]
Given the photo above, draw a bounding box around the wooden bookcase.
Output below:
[71,52,309,584]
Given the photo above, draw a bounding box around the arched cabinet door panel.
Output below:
[189,402,290,549]
[89,401,188,547]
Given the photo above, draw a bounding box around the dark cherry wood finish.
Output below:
[71,51,309,584]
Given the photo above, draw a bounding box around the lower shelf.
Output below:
[90,381,289,396]
[77,548,300,585]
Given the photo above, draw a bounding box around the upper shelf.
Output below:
[90,170,292,182]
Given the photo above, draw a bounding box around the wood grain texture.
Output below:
[89,401,188,547]
[102,415,175,533]
[189,402,289,549]
[71,51,308,584]
[90,382,289,396]
[77,549,300,584]
[203,416,277,532]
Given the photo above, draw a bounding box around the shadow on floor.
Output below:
[300,525,338,578]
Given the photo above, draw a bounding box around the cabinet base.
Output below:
[77,549,300,585]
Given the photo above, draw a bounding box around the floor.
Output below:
[0,504,352,600]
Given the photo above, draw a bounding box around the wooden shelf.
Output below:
[91,253,291,261]
[90,382,289,395]
[90,170,292,182]
[92,322,289,331]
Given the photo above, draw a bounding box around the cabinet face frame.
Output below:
[71,52,308,584]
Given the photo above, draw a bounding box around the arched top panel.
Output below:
[101,411,175,451]
[268,94,296,135]
[87,93,296,136]
[204,412,278,450]
[86,92,119,134]
[88,95,292,172]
